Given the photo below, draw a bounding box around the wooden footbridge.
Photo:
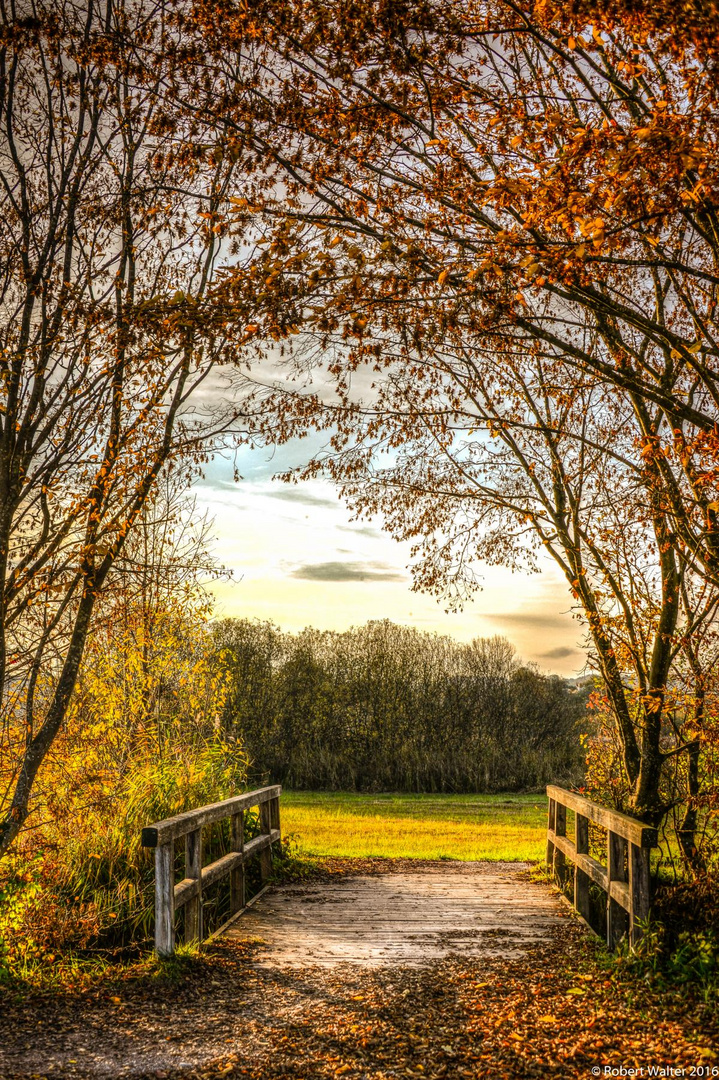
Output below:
[142,784,657,962]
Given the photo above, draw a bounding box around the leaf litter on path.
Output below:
[0,859,715,1079]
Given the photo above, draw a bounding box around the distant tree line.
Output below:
[213,619,589,793]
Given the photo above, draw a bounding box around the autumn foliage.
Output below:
[163,0,719,860]
[2,0,719,910]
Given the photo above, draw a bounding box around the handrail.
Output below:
[142,784,281,955]
[546,785,657,950]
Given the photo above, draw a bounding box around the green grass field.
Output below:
[280,791,548,862]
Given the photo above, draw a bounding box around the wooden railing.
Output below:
[546,785,657,949]
[142,785,281,955]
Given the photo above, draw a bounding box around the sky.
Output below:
[193,438,590,677]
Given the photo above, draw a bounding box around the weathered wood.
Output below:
[155,841,175,957]
[170,834,277,910]
[230,810,245,915]
[141,785,281,847]
[226,865,564,967]
[174,876,201,908]
[546,798,556,868]
[243,829,280,861]
[547,786,657,953]
[201,850,244,890]
[259,801,273,883]
[270,795,281,860]
[144,787,282,955]
[184,828,203,944]
[607,829,628,949]
[552,802,567,886]
[574,813,590,922]
[629,841,650,945]
[546,785,657,847]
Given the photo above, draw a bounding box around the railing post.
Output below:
[230,810,245,914]
[184,827,203,944]
[259,799,272,883]
[574,813,591,922]
[553,801,567,886]
[270,794,281,851]
[546,797,556,868]
[155,840,175,956]
[629,842,650,945]
[607,829,628,949]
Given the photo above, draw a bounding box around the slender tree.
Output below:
[0,0,250,856]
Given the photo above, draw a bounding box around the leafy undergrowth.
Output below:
[0,860,716,1080]
[0,839,306,995]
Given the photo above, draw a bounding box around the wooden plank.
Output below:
[244,829,280,860]
[546,785,657,848]
[184,828,203,943]
[230,810,245,915]
[553,802,567,885]
[270,795,280,833]
[201,850,244,889]
[154,841,174,956]
[574,812,590,923]
[142,785,282,847]
[609,879,630,911]
[259,801,273,883]
[549,832,608,890]
[629,841,650,945]
[607,829,628,949]
[174,876,201,908]
[546,798,556,868]
[189,830,280,893]
[225,866,566,968]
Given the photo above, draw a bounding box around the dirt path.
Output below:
[0,860,715,1080]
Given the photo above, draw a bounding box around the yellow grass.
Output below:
[281,791,547,862]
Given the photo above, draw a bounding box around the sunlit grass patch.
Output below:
[281,791,548,862]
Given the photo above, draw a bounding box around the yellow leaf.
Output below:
[568,36,576,49]
[566,987,586,995]
[538,1015,557,1023]
[634,127,652,139]
[438,269,450,286]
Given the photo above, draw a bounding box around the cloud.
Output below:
[270,488,339,509]
[484,611,574,631]
[536,646,579,660]
[337,524,383,539]
[291,560,406,583]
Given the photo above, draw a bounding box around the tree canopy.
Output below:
[181,0,719,841]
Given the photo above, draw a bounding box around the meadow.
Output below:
[280,791,548,862]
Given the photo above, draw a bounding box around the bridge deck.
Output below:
[224,861,565,966]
